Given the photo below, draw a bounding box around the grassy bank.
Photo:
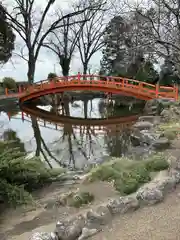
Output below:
[86,154,169,195]
[157,121,180,141]
[0,140,63,206]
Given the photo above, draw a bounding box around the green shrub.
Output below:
[163,129,177,140]
[69,191,94,208]
[145,154,169,172]
[113,164,151,195]
[114,178,139,195]
[87,154,169,195]
[2,77,16,90]
[88,164,120,182]
[0,141,63,206]
[47,72,57,79]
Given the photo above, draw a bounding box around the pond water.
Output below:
[0,96,144,170]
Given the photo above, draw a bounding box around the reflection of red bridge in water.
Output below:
[5,74,179,103]
[7,105,139,133]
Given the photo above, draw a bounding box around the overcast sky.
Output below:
[0,0,102,82]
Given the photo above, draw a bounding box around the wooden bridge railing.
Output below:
[5,74,179,101]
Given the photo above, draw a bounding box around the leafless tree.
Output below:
[42,10,86,77]
[2,0,104,83]
[72,1,107,75]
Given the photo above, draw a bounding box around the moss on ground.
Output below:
[87,154,169,195]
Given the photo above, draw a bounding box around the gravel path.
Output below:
[7,185,180,240]
[91,185,180,240]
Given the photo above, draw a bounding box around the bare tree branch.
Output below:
[71,0,107,74]
[2,0,104,83]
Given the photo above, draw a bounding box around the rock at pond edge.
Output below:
[78,228,100,240]
[107,196,139,215]
[30,232,58,240]
[55,215,85,240]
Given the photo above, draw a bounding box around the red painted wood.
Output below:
[3,74,178,103]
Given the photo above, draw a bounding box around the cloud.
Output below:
[0,48,102,82]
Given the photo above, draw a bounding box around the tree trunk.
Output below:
[83,62,88,75]
[60,58,70,77]
[27,55,36,83]
[62,66,70,77]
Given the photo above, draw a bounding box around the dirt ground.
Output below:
[3,184,180,240]
[0,181,118,240]
[91,185,180,240]
[1,140,180,240]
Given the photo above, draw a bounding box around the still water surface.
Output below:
[0,98,143,169]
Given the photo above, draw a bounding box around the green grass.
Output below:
[87,154,169,195]
[162,129,177,140]
[156,121,180,141]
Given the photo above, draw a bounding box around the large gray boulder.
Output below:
[138,116,160,124]
[144,98,175,115]
[169,169,180,184]
[55,215,85,240]
[86,206,111,229]
[155,177,176,194]
[161,106,180,122]
[136,186,164,205]
[136,175,176,205]
[133,121,153,130]
[78,228,100,240]
[151,137,170,150]
[131,129,160,146]
[107,196,139,215]
[30,232,58,240]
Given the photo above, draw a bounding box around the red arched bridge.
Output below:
[4,74,179,103]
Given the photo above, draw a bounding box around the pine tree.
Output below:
[0,4,15,64]
[100,13,155,79]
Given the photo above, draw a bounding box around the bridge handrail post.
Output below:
[122,78,124,88]
[175,84,178,101]
[106,76,109,85]
[156,83,159,98]
[18,85,22,93]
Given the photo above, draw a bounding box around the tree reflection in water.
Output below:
[49,98,104,169]
[4,95,142,169]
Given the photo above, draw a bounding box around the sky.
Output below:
[0,0,103,82]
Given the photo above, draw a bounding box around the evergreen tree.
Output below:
[100,13,156,82]
[159,59,180,86]
[0,4,15,64]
